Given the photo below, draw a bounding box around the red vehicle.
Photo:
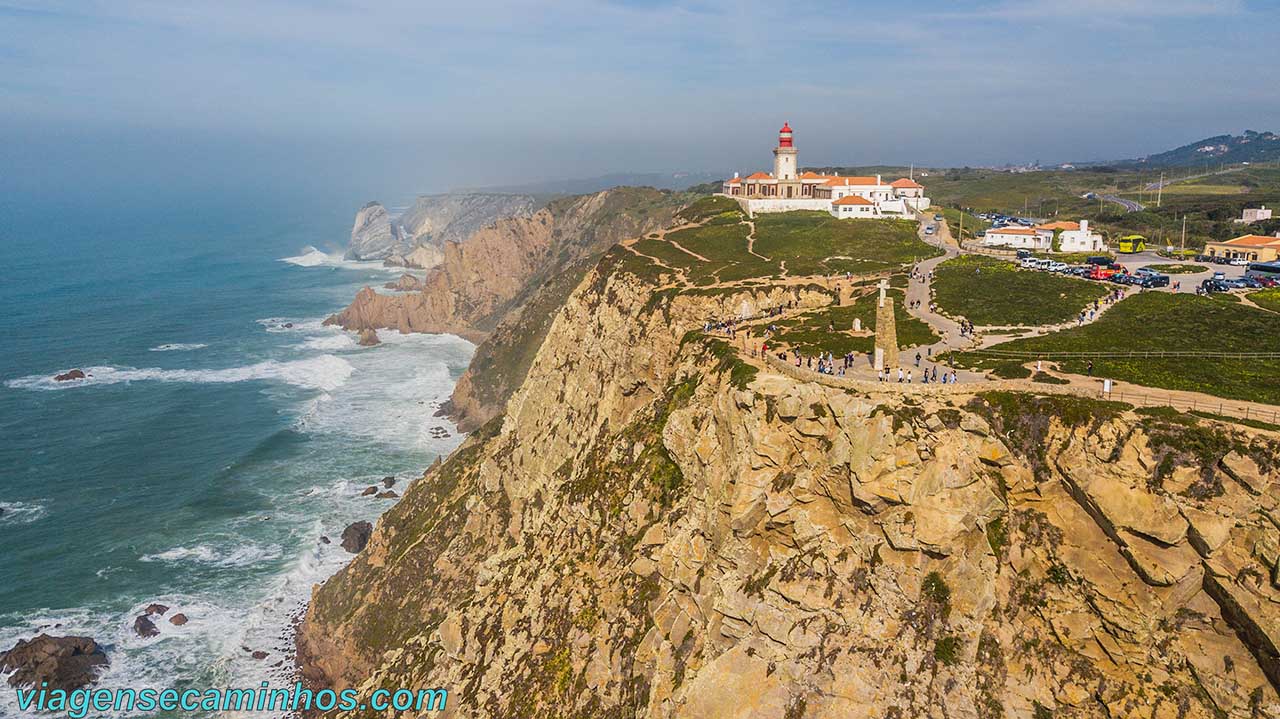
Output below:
[1088,265,1120,280]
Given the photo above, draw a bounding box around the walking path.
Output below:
[659,202,1280,425]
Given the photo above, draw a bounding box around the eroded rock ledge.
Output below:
[299,245,1280,719]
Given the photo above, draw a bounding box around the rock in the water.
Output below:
[0,634,108,691]
[133,615,159,639]
[357,328,380,347]
[382,476,396,488]
[144,603,169,616]
[168,614,188,626]
[319,536,331,545]
[341,521,373,554]
[54,369,86,382]
[361,486,378,497]
[251,651,269,660]
[376,491,399,499]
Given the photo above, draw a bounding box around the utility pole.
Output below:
[1180,215,1187,257]
[1157,172,1164,208]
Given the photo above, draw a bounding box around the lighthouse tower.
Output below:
[772,122,797,180]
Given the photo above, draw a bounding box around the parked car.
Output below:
[924,226,935,235]
[1212,271,1226,280]
[1134,266,1157,276]
[934,214,943,221]
[1229,258,1249,266]
[1047,261,1069,273]
[1108,273,1133,285]
[1201,278,1230,293]
[1137,274,1170,288]
[1016,249,1033,259]
[1086,256,1114,266]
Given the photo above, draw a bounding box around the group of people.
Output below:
[877,365,959,384]
[958,318,976,339]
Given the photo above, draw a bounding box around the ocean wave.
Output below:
[140,543,283,569]
[280,246,401,272]
[301,333,357,351]
[5,355,355,393]
[0,501,46,524]
[148,343,208,352]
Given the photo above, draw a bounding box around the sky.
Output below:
[2,0,1278,203]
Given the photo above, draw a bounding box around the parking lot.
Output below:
[1013,249,1260,294]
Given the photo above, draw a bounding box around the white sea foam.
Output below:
[148,343,208,352]
[6,355,355,393]
[301,332,357,351]
[280,246,402,272]
[140,543,284,569]
[0,501,46,524]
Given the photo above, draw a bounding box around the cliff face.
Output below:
[328,187,688,429]
[346,202,403,261]
[344,193,538,265]
[299,247,1280,718]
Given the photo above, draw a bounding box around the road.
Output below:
[1099,194,1144,213]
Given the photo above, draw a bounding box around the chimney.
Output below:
[1080,220,1089,233]
[876,174,882,185]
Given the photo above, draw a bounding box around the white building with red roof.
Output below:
[981,220,1106,252]
[720,123,931,219]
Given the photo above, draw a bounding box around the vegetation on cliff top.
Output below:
[951,292,1280,405]
[933,254,1109,327]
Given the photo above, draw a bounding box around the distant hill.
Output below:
[1111,130,1280,168]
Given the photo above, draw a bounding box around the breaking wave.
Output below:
[5,355,355,393]
[149,343,208,352]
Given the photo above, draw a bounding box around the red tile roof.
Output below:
[988,226,1038,236]
[1221,234,1280,247]
[832,195,873,206]
[822,176,882,187]
[890,178,923,188]
[745,171,774,180]
[1035,221,1080,231]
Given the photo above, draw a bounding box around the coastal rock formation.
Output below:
[169,613,188,626]
[384,273,425,292]
[298,246,1280,718]
[0,635,109,691]
[133,615,159,639]
[328,187,689,430]
[340,521,372,554]
[346,193,538,265]
[346,202,403,261]
[356,328,380,347]
[54,369,86,382]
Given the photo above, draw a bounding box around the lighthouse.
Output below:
[772,122,797,181]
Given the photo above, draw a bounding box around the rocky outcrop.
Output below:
[340,521,372,554]
[345,202,403,261]
[298,246,1280,718]
[329,187,688,429]
[384,273,425,292]
[54,369,86,382]
[399,193,538,250]
[1,635,108,691]
[356,328,379,347]
[346,193,537,265]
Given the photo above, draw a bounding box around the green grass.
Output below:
[951,292,1280,405]
[1248,288,1280,313]
[675,195,743,224]
[933,255,1109,326]
[1144,264,1203,274]
[769,285,939,356]
[753,212,942,276]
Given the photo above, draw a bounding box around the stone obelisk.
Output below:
[873,279,899,371]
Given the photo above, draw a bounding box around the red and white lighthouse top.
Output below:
[778,122,793,148]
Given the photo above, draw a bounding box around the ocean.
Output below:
[0,189,472,716]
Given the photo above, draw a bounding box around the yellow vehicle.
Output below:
[1117,234,1147,253]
